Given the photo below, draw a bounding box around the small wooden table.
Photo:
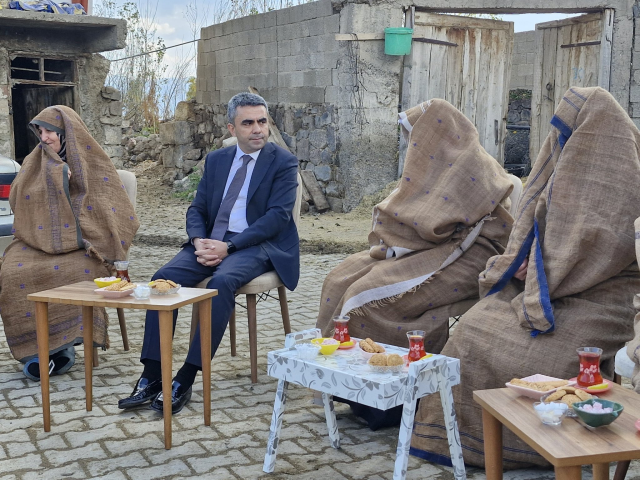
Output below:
[27,281,218,449]
[474,384,640,480]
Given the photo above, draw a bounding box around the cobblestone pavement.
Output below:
[1,245,639,479]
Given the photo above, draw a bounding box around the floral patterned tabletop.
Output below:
[267,338,460,411]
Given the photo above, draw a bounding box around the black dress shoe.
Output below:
[118,377,162,409]
[149,381,192,415]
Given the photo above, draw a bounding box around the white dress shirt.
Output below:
[223,146,259,233]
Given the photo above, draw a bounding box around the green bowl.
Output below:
[572,398,624,427]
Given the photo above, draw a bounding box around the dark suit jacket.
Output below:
[185,142,300,290]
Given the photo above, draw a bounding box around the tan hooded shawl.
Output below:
[411,87,640,469]
[0,105,139,362]
[316,99,514,352]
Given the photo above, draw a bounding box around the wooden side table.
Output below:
[27,281,218,449]
[474,384,640,480]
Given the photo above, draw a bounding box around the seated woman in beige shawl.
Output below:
[316,99,514,354]
[411,87,640,470]
[0,106,139,381]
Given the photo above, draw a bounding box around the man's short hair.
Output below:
[227,92,268,124]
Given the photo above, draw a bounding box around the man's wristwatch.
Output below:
[226,240,236,254]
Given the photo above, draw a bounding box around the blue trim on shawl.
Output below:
[409,446,454,467]
[550,115,572,149]
[530,218,555,337]
[486,227,535,297]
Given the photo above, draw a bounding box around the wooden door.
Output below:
[399,12,514,172]
[529,11,613,163]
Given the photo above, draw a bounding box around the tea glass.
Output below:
[407,330,426,362]
[332,315,351,343]
[576,347,603,387]
[114,260,130,282]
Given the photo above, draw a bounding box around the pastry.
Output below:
[559,394,582,407]
[574,389,592,401]
[369,353,387,366]
[387,354,403,366]
[544,389,567,403]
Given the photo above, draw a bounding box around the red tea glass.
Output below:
[407,330,427,362]
[114,260,130,282]
[576,347,603,387]
[332,316,350,343]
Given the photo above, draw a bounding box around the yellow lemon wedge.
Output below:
[588,383,608,390]
[420,354,433,360]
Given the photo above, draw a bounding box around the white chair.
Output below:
[93,169,136,366]
[190,172,303,383]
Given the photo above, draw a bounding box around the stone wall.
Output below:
[0,48,123,166]
[510,31,535,90]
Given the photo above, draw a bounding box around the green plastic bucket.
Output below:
[384,27,413,55]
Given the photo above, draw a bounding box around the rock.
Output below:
[101,86,122,101]
[309,148,321,166]
[109,101,123,117]
[327,126,337,152]
[296,138,309,161]
[172,175,192,193]
[196,159,206,175]
[315,111,332,128]
[126,137,136,152]
[300,200,310,214]
[183,149,202,162]
[183,160,199,174]
[222,137,238,148]
[320,149,332,165]
[314,165,332,182]
[325,181,344,198]
[175,101,196,122]
[309,129,327,149]
[159,121,193,145]
[327,197,343,213]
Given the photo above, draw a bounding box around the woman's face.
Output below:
[38,127,61,153]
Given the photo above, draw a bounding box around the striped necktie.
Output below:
[210,154,252,240]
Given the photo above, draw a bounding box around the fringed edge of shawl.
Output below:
[340,215,492,318]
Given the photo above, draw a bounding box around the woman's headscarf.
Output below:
[30,117,66,160]
[9,105,139,263]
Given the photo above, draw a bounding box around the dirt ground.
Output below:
[132,161,380,254]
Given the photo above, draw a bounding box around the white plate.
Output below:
[505,374,576,399]
[95,287,134,298]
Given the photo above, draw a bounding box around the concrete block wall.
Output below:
[510,31,535,91]
[631,14,640,130]
[196,0,340,105]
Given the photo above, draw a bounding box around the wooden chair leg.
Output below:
[247,294,258,383]
[230,308,236,357]
[277,286,291,335]
[93,347,99,367]
[190,302,200,345]
[613,461,631,480]
[116,308,129,351]
[614,373,622,385]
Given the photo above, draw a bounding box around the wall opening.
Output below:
[10,56,77,163]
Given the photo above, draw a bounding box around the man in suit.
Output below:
[118,92,300,413]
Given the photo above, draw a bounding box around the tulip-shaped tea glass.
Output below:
[407,330,426,362]
[114,260,130,282]
[576,347,603,387]
[332,315,350,343]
